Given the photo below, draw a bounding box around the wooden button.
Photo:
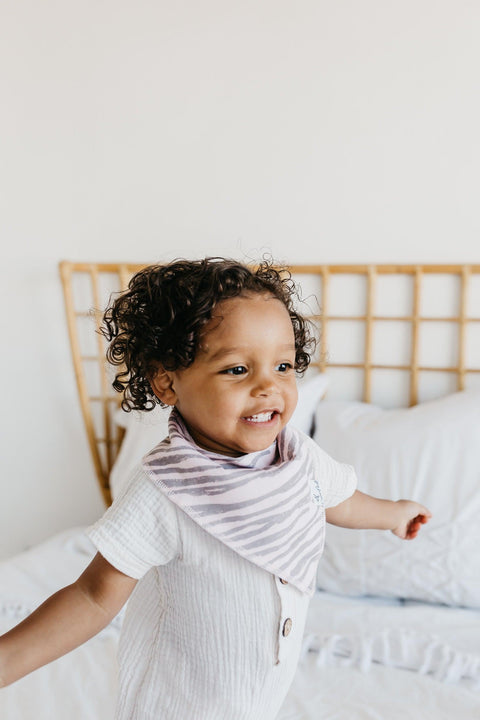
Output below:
[282,618,293,637]
[279,578,288,585]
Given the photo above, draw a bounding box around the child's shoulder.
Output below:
[291,426,354,478]
[111,464,179,516]
[290,425,331,461]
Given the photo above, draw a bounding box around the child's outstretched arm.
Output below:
[325,490,431,540]
[0,552,137,688]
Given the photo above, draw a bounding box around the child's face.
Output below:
[160,293,298,456]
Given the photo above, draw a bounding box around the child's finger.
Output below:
[405,518,425,538]
[406,513,431,538]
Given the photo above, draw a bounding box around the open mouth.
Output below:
[241,411,278,424]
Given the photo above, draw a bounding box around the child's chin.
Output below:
[238,436,277,454]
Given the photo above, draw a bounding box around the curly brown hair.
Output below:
[101,257,315,411]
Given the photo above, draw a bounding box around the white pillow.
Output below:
[313,391,480,608]
[0,529,96,624]
[289,371,330,436]
[110,405,171,499]
[109,371,330,499]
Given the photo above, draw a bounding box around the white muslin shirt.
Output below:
[87,440,356,720]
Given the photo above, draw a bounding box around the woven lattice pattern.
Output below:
[60,262,480,505]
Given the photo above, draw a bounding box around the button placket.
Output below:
[275,576,295,665]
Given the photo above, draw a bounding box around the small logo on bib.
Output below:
[311,477,324,506]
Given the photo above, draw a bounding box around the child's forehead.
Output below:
[200,293,294,349]
[212,292,289,322]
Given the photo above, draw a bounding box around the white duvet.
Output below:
[1,529,479,720]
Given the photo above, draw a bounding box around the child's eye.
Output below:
[222,366,247,375]
[276,362,293,373]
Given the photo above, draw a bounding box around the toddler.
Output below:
[0,258,430,719]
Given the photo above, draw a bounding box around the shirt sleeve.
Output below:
[86,466,180,579]
[308,437,357,508]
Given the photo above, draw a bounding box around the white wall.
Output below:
[1,0,479,559]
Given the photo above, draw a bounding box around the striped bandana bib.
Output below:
[142,409,325,595]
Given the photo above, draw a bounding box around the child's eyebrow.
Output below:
[207,346,246,360]
[207,343,296,361]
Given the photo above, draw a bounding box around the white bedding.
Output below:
[1,529,479,720]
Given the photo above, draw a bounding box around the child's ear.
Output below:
[149,366,177,406]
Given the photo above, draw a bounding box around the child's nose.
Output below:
[252,372,277,396]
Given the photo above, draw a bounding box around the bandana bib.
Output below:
[142,410,325,595]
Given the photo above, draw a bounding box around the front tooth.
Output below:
[249,412,272,422]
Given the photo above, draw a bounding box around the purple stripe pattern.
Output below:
[142,410,325,595]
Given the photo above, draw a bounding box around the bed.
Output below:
[1,262,480,719]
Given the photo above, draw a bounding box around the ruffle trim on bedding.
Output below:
[300,630,480,689]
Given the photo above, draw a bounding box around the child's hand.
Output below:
[391,500,432,540]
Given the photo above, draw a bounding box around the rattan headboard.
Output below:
[60,262,480,506]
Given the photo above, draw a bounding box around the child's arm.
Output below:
[325,490,431,540]
[0,552,137,688]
